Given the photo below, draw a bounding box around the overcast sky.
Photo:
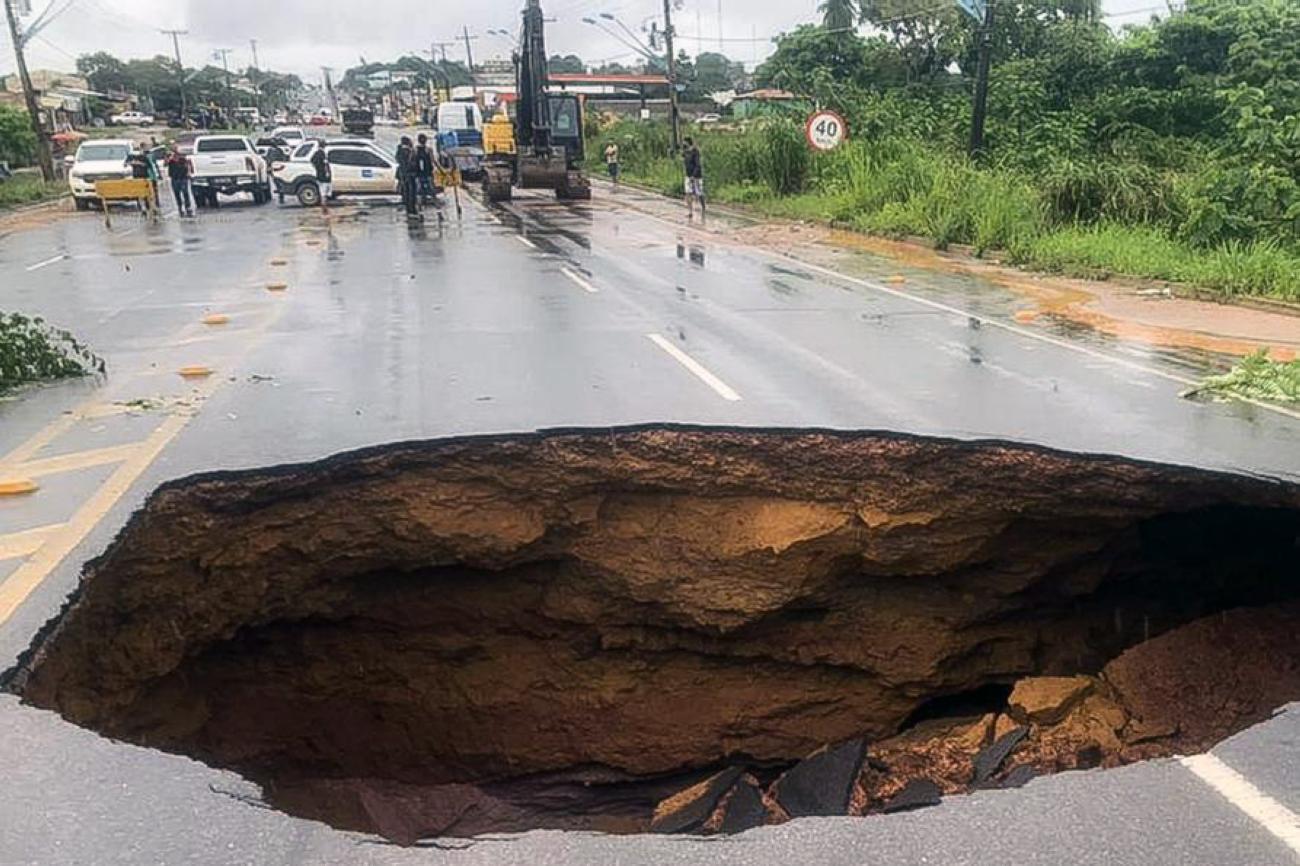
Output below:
[4,0,1168,84]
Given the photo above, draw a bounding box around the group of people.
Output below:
[125,139,198,219]
[603,136,706,220]
[304,132,443,220]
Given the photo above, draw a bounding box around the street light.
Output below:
[600,10,655,56]
[582,15,656,61]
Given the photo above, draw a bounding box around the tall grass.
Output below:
[594,119,1300,300]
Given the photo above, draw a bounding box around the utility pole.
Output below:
[462,26,478,96]
[161,29,188,123]
[662,0,680,153]
[967,0,995,159]
[249,38,261,114]
[214,48,234,121]
[5,0,54,180]
[321,66,338,117]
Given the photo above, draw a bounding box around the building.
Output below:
[0,69,96,131]
[730,88,809,120]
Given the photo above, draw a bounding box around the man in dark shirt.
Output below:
[414,133,436,205]
[682,137,705,220]
[164,144,194,218]
[395,135,419,218]
[310,142,332,216]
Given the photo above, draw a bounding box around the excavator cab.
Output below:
[548,94,585,164]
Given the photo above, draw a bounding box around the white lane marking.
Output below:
[614,198,1300,422]
[515,235,537,250]
[1180,754,1300,854]
[25,254,67,271]
[562,267,599,294]
[646,333,742,402]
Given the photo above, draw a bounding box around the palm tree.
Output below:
[820,0,858,30]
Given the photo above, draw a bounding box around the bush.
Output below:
[0,174,62,208]
[0,105,36,167]
[0,313,104,394]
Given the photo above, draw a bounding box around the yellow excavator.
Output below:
[482,0,591,202]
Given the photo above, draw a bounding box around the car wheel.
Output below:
[74,197,90,211]
[296,182,321,208]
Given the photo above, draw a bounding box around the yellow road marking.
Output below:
[0,242,305,626]
[0,414,189,625]
[11,442,142,480]
[0,524,64,562]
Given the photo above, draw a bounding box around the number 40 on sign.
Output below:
[805,110,848,152]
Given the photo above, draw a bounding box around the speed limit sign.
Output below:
[805,110,848,151]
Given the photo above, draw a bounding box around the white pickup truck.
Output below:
[188,135,272,207]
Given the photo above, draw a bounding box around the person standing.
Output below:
[395,135,419,219]
[164,144,195,218]
[683,136,705,220]
[310,142,332,216]
[604,141,620,184]
[414,134,436,205]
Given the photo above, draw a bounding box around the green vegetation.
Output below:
[0,313,104,395]
[0,175,66,209]
[1184,350,1300,404]
[0,105,37,167]
[594,0,1300,302]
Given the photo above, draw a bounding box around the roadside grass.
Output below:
[0,174,65,209]
[1014,225,1300,302]
[593,118,1300,302]
[0,313,104,395]
[1183,350,1300,404]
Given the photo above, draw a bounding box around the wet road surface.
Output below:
[1,181,1299,865]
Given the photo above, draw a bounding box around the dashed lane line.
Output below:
[608,190,1300,423]
[561,267,599,294]
[646,333,742,402]
[1180,753,1300,855]
[24,254,67,272]
[515,235,538,250]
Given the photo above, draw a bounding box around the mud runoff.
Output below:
[4,428,1300,843]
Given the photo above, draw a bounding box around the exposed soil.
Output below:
[4,427,1299,842]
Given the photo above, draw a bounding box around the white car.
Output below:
[271,126,305,145]
[187,135,272,207]
[271,140,403,207]
[67,139,135,210]
[110,110,155,126]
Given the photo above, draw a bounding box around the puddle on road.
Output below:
[4,428,1299,842]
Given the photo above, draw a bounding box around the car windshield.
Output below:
[76,144,129,162]
[196,138,247,153]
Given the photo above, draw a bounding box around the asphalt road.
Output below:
[1,168,1298,865]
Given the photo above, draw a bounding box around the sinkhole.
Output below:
[4,427,1299,842]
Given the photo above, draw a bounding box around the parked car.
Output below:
[696,113,722,125]
[255,137,292,166]
[188,135,272,207]
[308,115,330,126]
[110,110,155,126]
[271,126,306,145]
[271,140,406,207]
[66,139,135,210]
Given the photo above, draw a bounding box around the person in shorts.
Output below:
[683,136,704,220]
[604,141,620,183]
